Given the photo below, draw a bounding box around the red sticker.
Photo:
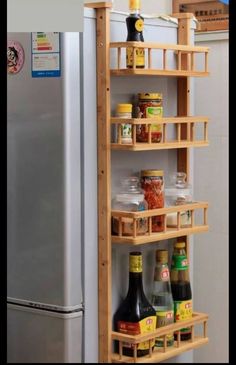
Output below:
[7,41,25,74]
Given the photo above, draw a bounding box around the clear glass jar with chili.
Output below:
[136,93,163,143]
[140,170,165,232]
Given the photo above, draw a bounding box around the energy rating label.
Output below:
[31,32,61,77]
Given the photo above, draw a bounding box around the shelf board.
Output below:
[111,337,209,363]
[112,225,209,245]
[111,141,209,151]
[111,69,209,77]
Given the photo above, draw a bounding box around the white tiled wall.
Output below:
[193,34,229,363]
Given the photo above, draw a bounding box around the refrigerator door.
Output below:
[7,32,82,310]
[7,303,83,363]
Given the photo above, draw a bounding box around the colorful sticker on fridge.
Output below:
[31,32,61,78]
[7,41,25,74]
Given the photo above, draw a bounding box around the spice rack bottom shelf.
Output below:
[111,336,209,363]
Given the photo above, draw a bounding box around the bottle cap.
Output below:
[141,170,164,177]
[174,242,186,249]
[138,93,163,100]
[156,250,168,263]
[129,0,141,11]
[129,252,142,273]
[116,104,133,114]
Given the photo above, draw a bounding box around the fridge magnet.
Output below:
[31,32,61,78]
[7,41,25,74]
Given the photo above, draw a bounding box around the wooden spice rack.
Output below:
[85,2,210,363]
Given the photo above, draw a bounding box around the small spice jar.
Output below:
[140,170,165,232]
[137,93,163,143]
[116,104,133,144]
[112,176,148,236]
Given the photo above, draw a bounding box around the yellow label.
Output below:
[175,300,192,322]
[135,19,144,32]
[126,47,145,67]
[129,254,142,273]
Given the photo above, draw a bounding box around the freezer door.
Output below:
[7,303,83,363]
[7,33,82,310]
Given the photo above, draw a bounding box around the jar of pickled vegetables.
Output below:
[140,170,165,232]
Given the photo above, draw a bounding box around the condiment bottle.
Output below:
[126,0,145,68]
[116,103,133,144]
[113,252,156,357]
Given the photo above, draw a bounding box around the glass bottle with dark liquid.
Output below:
[126,0,145,68]
[113,252,156,357]
[170,242,193,341]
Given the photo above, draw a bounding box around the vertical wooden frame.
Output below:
[86,2,113,363]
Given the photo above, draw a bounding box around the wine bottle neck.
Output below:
[129,9,140,15]
[127,272,144,295]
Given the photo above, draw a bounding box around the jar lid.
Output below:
[156,250,168,263]
[116,104,133,113]
[141,169,164,177]
[174,242,186,248]
[138,93,162,100]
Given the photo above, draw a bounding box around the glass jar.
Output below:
[116,104,133,144]
[136,93,163,143]
[112,176,148,236]
[165,172,192,228]
[140,170,165,232]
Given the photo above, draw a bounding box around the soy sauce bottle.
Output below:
[126,0,145,68]
[113,252,156,357]
[170,242,193,341]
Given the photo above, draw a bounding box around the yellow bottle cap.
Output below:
[129,0,141,11]
[141,170,164,177]
[174,242,186,249]
[129,252,142,273]
[156,250,168,263]
[138,93,163,100]
[116,104,133,113]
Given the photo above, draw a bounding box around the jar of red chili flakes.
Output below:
[140,170,165,232]
[137,93,163,143]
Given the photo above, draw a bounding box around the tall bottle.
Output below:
[113,252,156,357]
[151,250,174,347]
[126,0,145,68]
[170,242,193,341]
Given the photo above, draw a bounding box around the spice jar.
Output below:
[112,176,148,236]
[137,93,163,143]
[165,172,192,228]
[140,170,165,232]
[116,104,133,144]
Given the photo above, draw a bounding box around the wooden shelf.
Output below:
[112,201,208,245]
[111,312,209,363]
[110,41,209,77]
[111,116,209,150]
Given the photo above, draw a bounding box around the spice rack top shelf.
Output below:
[112,201,209,245]
[111,312,209,363]
[110,42,210,77]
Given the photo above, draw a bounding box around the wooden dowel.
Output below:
[191,52,195,71]
[164,335,167,352]
[204,121,208,142]
[149,217,152,234]
[191,210,195,228]
[118,217,122,237]
[118,124,122,144]
[177,331,181,347]
[187,53,191,71]
[133,48,137,69]
[177,212,181,230]
[163,49,167,70]
[133,125,137,145]
[119,341,123,360]
[149,340,152,357]
[148,48,152,69]
[191,325,194,342]
[163,214,167,232]
[133,218,137,238]
[178,51,182,71]
[148,124,152,144]
[204,208,208,225]
[134,344,137,363]
[191,123,195,141]
[204,321,208,338]
[187,122,191,141]
[177,123,181,142]
[118,47,121,69]
[163,123,166,143]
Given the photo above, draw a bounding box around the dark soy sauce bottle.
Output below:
[170,242,193,341]
[126,0,145,68]
[113,252,156,357]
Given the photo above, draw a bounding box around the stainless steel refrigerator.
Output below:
[7,32,84,363]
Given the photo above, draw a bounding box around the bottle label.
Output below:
[129,254,142,273]
[126,48,145,67]
[171,254,188,270]
[121,124,132,142]
[174,300,192,322]
[117,316,156,350]
[155,311,174,347]
[155,267,170,281]
[135,19,144,32]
